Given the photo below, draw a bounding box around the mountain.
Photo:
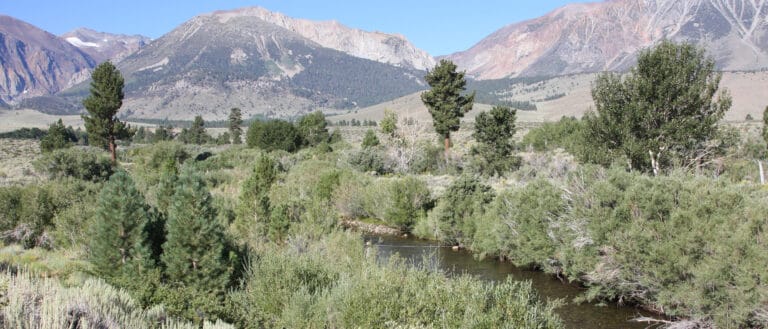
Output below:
[221,7,436,70]
[111,9,427,121]
[61,28,150,63]
[447,0,768,79]
[0,15,95,104]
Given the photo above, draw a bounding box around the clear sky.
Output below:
[0,0,596,56]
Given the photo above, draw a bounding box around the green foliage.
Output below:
[1,270,233,328]
[35,147,114,182]
[361,129,380,148]
[421,59,475,151]
[89,171,150,277]
[347,147,388,174]
[583,41,731,173]
[235,155,278,242]
[246,120,303,152]
[0,127,47,139]
[0,178,100,249]
[380,109,398,136]
[228,232,562,329]
[40,119,76,153]
[229,108,243,144]
[179,115,210,145]
[472,105,521,176]
[414,175,494,245]
[473,179,565,268]
[296,111,330,147]
[82,61,133,162]
[162,166,232,295]
[763,106,768,147]
[383,176,432,231]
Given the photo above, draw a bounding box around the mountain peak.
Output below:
[61,28,150,63]
[205,6,436,70]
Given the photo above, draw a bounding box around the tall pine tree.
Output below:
[421,59,475,156]
[82,61,133,164]
[229,108,243,144]
[162,166,230,293]
[89,171,150,276]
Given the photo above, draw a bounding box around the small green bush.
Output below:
[247,120,303,152]
[35,147,113,182]
[348,147,389,174]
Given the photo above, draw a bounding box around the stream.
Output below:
[365,234,654,329]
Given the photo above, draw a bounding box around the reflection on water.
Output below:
[365,234,654,329]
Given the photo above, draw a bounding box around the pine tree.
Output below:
[162,166,230,293]
[229,108,243,144]
[40,119,75,153]
[421,59,475,156]
[236,155,278,240]
[472,105,521,175]
[89,171,150,276]
[82,61,133,164]
[187,115,208,145]
[762,106,768,147]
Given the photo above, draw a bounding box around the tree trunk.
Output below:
[759,160,765,184]
[109,139,117,165]
[649,150,660,176]
[444,135,451,159]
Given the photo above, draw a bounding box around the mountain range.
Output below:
[448,0,768,79]
[1,0,767,120]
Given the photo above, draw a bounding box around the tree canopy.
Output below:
[421,59,475,155]
[82,61,133,164]
[583,40,731,174]
[472,105,520,175]
[229,108,243,145]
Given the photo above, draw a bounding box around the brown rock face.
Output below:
[0,15,95,103]
[60,28,150,64]
[447,0,768,79]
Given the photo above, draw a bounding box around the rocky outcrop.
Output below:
[208,7,436,70]
[61,28,150,64]
[447,0,768,79]
[0,15,95,104]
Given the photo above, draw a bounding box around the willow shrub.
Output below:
[228,231,562,329]
[463,166,768,327]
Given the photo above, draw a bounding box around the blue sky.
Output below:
[0,0,596,56]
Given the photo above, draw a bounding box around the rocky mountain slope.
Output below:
[448,0,768,79]
[61,28,150,64]
[0,15,95,104]
[218,7,435,70]
[109,9,427,120]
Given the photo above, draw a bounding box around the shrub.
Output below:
[35,147,113,182]
[247,120,303,152]
[361,129,379,148]
[414,175,494,245]
[382,176,432,231]
[348,147,389,174]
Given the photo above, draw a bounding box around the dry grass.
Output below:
[330,71,768,124]
[0,139,44,186]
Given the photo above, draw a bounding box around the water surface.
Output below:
[366,234,654,329]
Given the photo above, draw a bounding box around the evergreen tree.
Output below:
[763,106,768,147]
[40,119,75,153]
[380,109,398,137]
[584,41,731,174]
[297,111,329,146]
[229,108,243,144]
[246,120,303,152]
[162,166,230,293]
[153,125,173,142]
[187,115,208,145]
[472,106,521,175]
[82,61,133,164]
[89,171,150,276]
[421,59,475,156]
[236,155,278,240]
[361,129,380,148]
